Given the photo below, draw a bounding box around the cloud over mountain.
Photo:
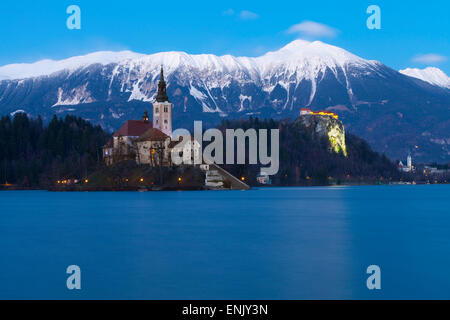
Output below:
[412,53,447,64]
[287,21,339,39]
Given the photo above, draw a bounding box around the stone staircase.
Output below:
[205,169,224,188]
[200,164,250,190]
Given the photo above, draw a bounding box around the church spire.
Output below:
[160,65,165,82]
[156,65,169,102]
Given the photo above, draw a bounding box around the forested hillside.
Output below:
[0,113,400,187]
[220,117,400,185]
[0,113,109,186]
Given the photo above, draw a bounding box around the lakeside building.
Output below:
[398,153,414,172]
[256,172,272,185]
[103,112,153,165]
[423,166,448,175]
[103,67,200,167]
[135,128,171,166]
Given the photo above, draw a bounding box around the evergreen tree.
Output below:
[0,113,109,186]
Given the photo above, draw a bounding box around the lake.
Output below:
[1,185,449,299]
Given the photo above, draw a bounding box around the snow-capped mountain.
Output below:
[0,51,144,80]
[399,67,450,89]
[0,40,449,161]
[0,40,381,112]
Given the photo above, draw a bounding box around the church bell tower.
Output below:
[153,66,172,137]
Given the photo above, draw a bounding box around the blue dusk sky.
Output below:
[0,0,448,73]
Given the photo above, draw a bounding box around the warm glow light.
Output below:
[57,180,60,184]
[140,178,144,182]
[178,177,182,182]
[241,176,245,181]
[302,109,338,119]
[84,179,88,183]
[312,111,338,119]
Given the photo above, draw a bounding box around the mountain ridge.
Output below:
[0,40,376,80]
[0,40,449,162]
[399,67,450,89]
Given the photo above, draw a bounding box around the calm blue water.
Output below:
[1,185,449,299]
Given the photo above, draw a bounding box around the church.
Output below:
[103,67,200,167]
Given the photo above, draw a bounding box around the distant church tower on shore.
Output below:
[407,153,412,169]
[153,66,172,137]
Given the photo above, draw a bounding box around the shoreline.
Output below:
[1,181,448,192]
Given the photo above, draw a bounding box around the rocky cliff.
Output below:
[296,114,347,156]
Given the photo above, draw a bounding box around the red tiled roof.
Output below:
[136,128,169,142]
[113,120,153,137]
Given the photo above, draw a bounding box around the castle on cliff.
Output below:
[300,108,339,119]
[298,107,347,157]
